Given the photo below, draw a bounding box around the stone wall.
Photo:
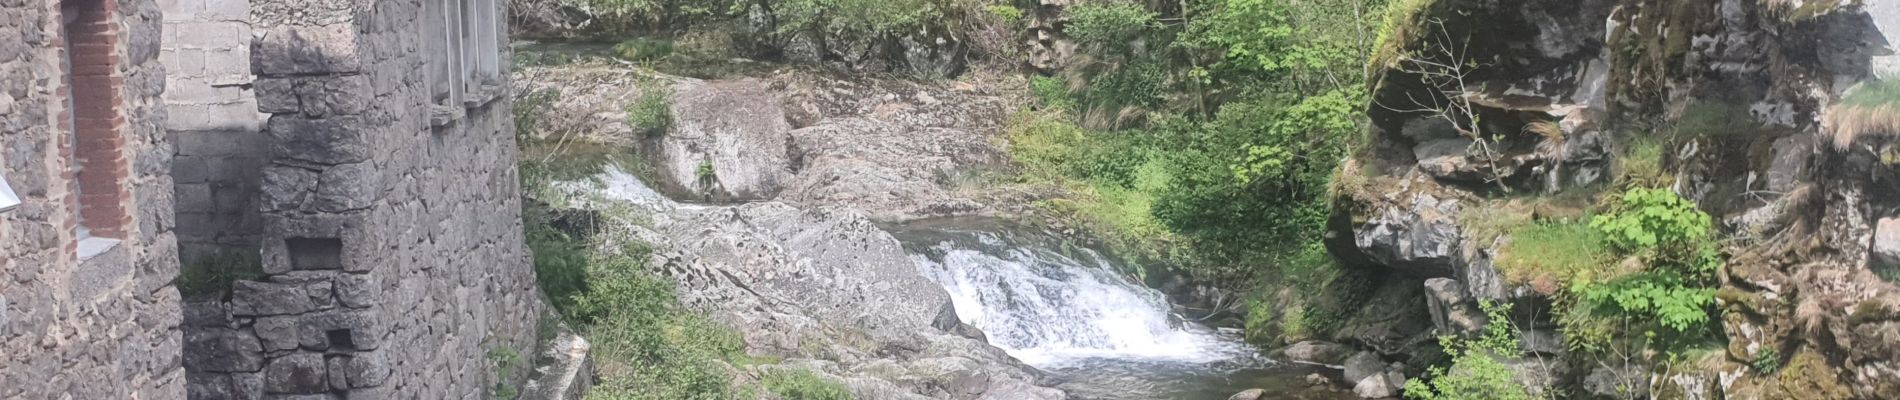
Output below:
[0,0,185,398]
[159,0,267,261]
[182,0,544,398]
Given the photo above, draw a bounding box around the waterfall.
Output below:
[902,227,1254,368]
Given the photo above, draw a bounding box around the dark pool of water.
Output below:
[1039,356,1357,400]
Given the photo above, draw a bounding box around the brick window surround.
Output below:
[61,0,132,240]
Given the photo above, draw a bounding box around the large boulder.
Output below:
[654,79,796,202]
[1343,352,1385,385]
[1354,192,1465,278]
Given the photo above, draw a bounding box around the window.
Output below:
[0,170,18,214]
[423,0,501,122]
[61,0,131,257]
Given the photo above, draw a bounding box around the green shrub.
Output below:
[1064,3,1157,45]
[626,83,673,136]
[572,241,749,400]
[761,369,854,400]
[1404,302,1538,400]
[1590,188,1712,254]
[1575,188,1722,333]
[487,347,526,399]
[985,4,1024,25]
[1031,76,1077,110]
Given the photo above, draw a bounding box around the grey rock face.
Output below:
[1423,278,1487,336]
[1414,138,1491,182]
[1355,193,1465,278]
[520,67,1014,222]
[1343,352,1385,385]
[1875,218,1900,272]
[655,79,796,202]
[1352,371,1400,399]
[556,170,1062,399]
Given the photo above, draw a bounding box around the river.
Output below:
[892,220,1352,400]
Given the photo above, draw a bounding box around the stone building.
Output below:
[172,0,544,398]
[3,0,543,398]
[0,0,186,398]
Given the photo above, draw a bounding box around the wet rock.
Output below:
[1227,388,1265,400]
[1343,352,1385,385]
[1305,373,1334,387]
[1352,371,1401,399]
[1284,341,1353,367]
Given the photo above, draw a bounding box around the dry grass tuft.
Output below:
[1524,120,1565,144]
[1825,78,1900,149]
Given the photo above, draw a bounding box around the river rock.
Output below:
[654,79,795,202]
[1343,352,1385,385]
[1227,388,1266,400]
[1284,341,1353,366]
[1352,371,1401,399]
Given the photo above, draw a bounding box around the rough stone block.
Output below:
[254,24,361,75]
[258,166,320,214]
[295,75,371,118]
[253,315,301,351]
[340,351,388,388]
[230,280,319,316]
[183,328,264,373]
[311,163,379,212]
[262,353,328,394]
[266,115,369,165]
[333,273,378,309]
[297,310,380,351]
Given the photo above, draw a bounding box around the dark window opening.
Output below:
[287,237,344,270]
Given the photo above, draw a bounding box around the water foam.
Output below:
[908,229,1254,368]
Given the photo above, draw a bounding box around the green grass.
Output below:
[1459,204,1534,245]
[1616,135,1666,188]
[1497,221,1613,289]
[761,368,854,400]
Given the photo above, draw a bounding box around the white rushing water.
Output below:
[905,228,1255,368]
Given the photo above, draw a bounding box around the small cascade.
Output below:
[905,228,1252,367]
